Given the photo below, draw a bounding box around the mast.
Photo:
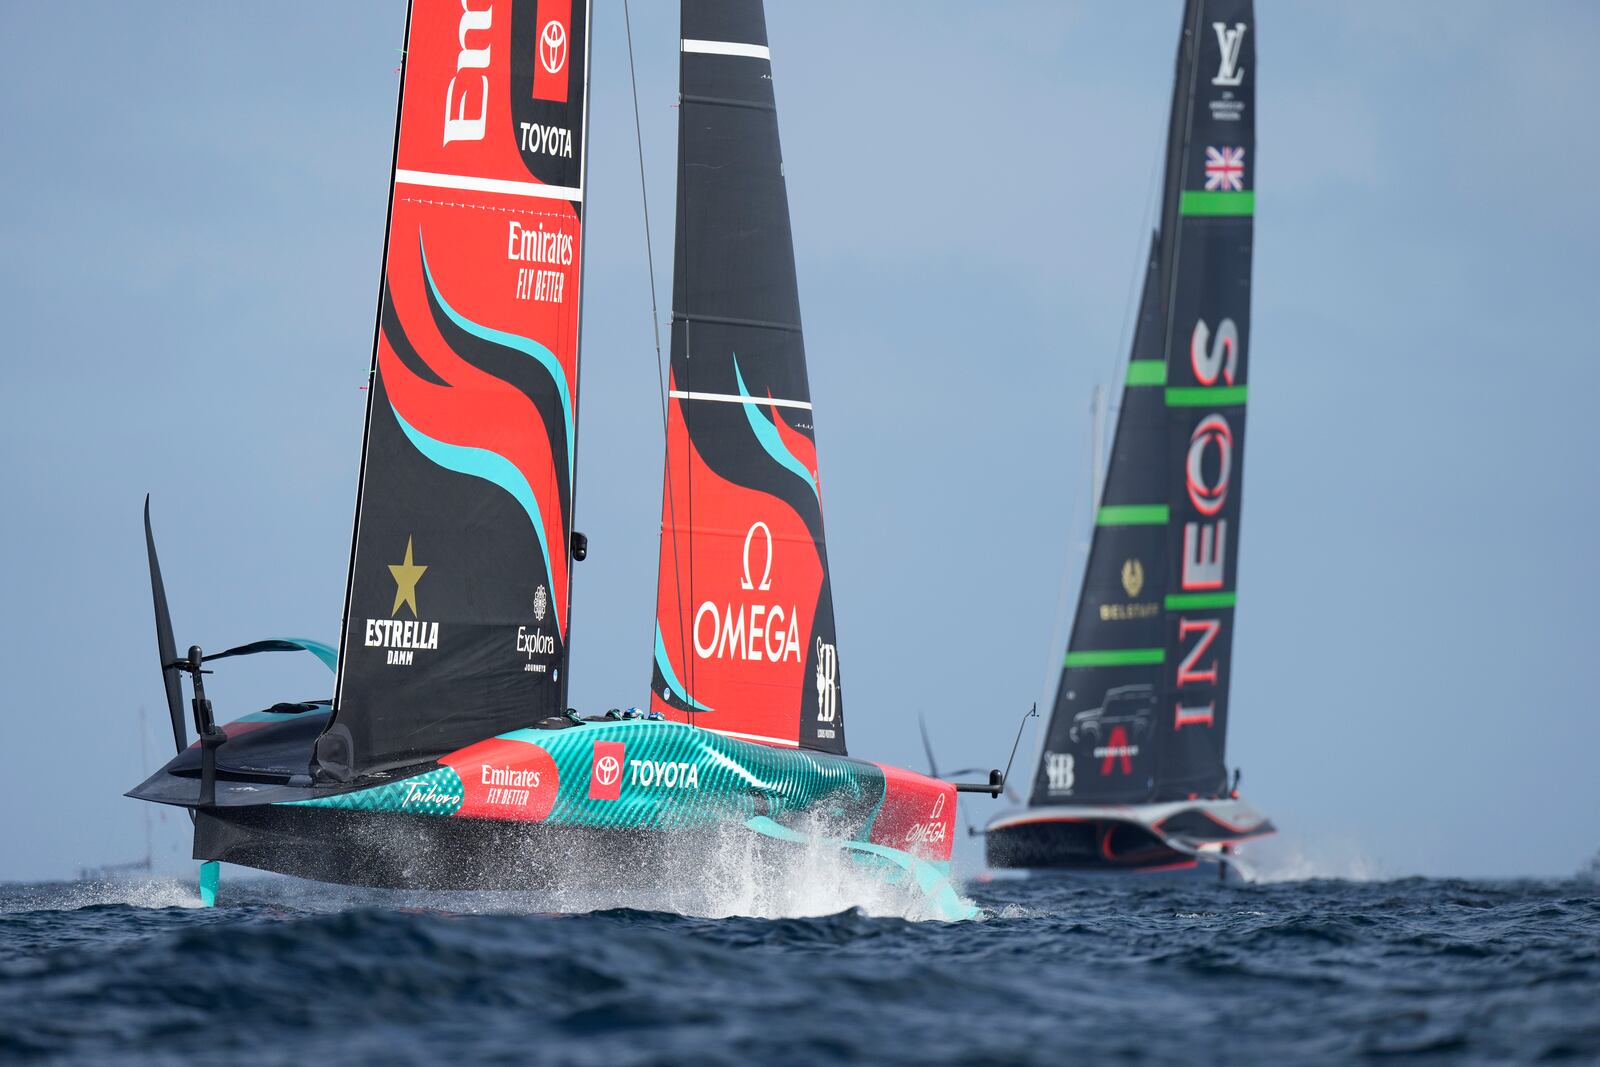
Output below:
[649,0,847,753]
[1030,0,1255,806]
[320,0,594,781]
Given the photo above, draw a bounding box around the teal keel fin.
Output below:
[743,816,977,922]
[198,861,219,907]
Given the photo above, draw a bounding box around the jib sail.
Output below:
[322,0,593,780]
[1031,0,1254,806]
[649,0,846,754]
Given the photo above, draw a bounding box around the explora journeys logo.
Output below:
[516,585,556,673]
[693,522,803,663]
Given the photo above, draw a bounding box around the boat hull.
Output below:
[132,718,961,900]
[983,799,1274,876]
[194,805,770,891]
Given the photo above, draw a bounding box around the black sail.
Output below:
[320,0,593,780]
[649,0,847,753]
[1031,0,1254,806]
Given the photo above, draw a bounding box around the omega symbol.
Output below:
[741,521,773,591]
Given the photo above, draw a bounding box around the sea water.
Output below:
[1,865,1596,1064]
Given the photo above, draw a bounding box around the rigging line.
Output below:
[1106,141,1165,399]
[624,0,691,715]
[1107,139,1171,395]
[1035,27,1170,765]
[676,27,699,714]
[1039,138,1166,708]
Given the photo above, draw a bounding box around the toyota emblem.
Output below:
[539,19,568,76]
[595,754,620,786]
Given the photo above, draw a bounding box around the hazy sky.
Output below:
[2,2,1595,882]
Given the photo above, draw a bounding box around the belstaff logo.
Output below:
[1211,22,1247,87]
[1120,558,1145,599]
[1102,558,1157,621]
[589,740,624,801]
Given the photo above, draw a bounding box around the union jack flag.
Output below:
[1203,146,1246,191]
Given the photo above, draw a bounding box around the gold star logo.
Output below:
[388,536,428,618]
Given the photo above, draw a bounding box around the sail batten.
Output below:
[1030,0,1255,808]
[322,0,594,782]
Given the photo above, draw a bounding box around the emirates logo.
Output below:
[539,20,568,76]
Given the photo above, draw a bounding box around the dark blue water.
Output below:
[2,874,1597,1065]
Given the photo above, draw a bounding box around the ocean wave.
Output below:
[0,876,1594,1065]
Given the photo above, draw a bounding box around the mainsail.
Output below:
[1031,0,1254,806]
[650,0,846,753]
[322,0,593,780]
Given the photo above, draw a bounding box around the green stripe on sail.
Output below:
[1180,190,1254,216]
[1096,504,1169,526]
[1166,385,1248,407]
[1126,360,1166,386]
[1165,592,1237,611]
[1064,648,1165,668]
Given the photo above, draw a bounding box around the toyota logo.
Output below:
[594,754,620,786]
[539,19,568,76]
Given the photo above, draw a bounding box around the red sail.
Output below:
[648,2,846,753]
[323,0,591,781]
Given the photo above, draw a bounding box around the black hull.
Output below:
[196,806,737,892]
[985,800,1274,876]
[985,818,1203,875]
